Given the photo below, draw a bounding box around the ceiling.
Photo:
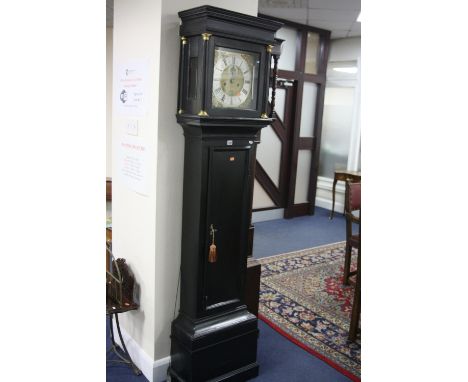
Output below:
[259,0,360,39]
[107,0,361,39]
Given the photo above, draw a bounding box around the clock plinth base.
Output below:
[169,309,259,382]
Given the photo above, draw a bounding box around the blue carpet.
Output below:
[255,320,351,382]
[106,318,148,382]
[253,207,346,259]
[106,320,352,382]
[107,207,352,381]
[252,207,352,381]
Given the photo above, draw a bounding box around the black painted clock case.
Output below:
[169,6,281,382]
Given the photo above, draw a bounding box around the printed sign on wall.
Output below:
[115,60,149,117]
[117,135,150,196]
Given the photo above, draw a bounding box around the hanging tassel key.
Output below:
[208,224,217,263]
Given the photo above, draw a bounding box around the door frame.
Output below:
[256,15,331,218]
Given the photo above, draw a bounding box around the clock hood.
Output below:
[178,5,282,45]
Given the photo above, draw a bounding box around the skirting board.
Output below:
[252,208,284,223]
[315,196,344,214]
[316,176,345,214]
[111,321,170,382]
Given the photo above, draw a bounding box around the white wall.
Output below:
[253,36,361,217]
[112,0,259,380]
[252,179,275,209]
[328,37,361,62]
[112,0,162,365]
[106,27,113,178]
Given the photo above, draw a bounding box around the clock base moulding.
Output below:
[167,309,259,382]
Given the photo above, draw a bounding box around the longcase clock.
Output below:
[168,6,281,382]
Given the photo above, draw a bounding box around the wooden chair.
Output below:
[343,181,360,285]
[348,230,360,341]
[345,182,361,341]
[329,170,361,219]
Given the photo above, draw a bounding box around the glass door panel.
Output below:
[299,82,317,137]
[318,59,358,178]
[294,150,312,204]
[319,87,355,178]
[305,32,320,74]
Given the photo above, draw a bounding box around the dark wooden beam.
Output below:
[255,161,282,207]
[298,137,314,150]
[308,31,331,214]
[284,203,310,219]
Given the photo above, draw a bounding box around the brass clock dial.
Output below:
[212,47,258,109]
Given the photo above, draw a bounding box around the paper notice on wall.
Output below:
[118,135,150,196]
[115,60,149,117]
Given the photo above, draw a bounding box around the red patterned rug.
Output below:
[258,242,360,381]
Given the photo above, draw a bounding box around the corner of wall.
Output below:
[111,0,163,362]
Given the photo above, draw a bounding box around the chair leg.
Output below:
[348,289,360,341]
[348,259,361,341]
[343,244,352,285]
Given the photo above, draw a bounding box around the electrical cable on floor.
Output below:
[167,266,181,380]
[172,267,181,320]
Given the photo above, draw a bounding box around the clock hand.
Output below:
[229,66,235,83]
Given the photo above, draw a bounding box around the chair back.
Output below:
[346,181,361,212]
[343,181,361,289]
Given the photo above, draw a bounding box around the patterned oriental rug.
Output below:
[258,242,360,381]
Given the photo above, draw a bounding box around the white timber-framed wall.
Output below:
[252,36,361,222]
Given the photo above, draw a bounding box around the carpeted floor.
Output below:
[106,319,352,382]
[107,207,351,382]
[258,242,360,381]
[253,207,346,259]
[107,318,146,382]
